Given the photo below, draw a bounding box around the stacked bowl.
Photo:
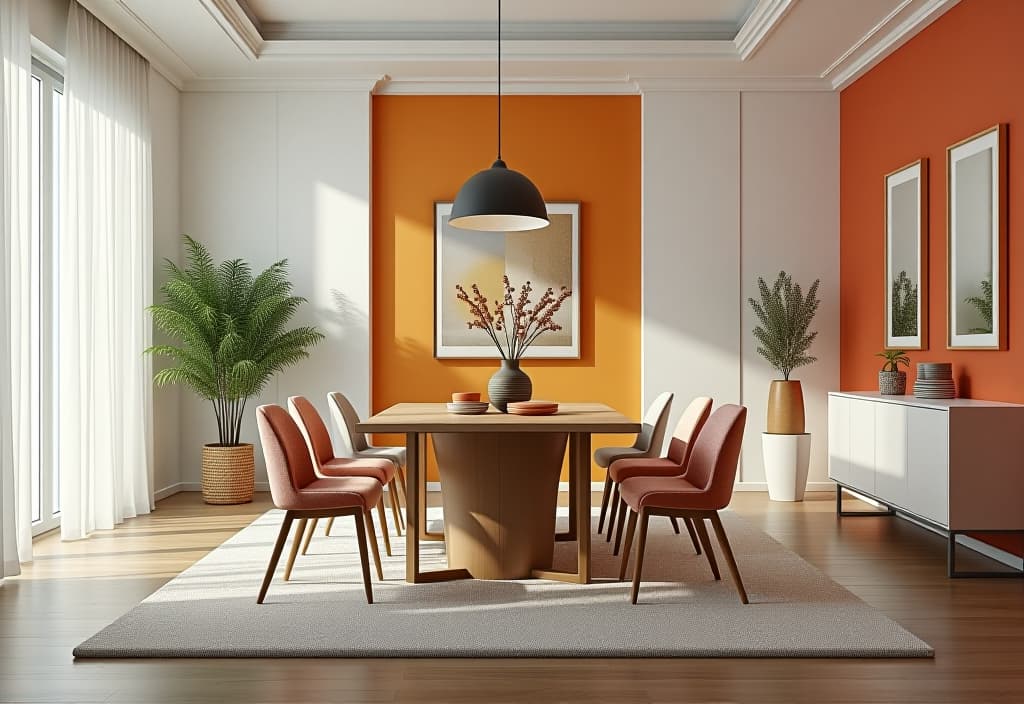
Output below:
[913,362,955,399]
[447,392,489,415]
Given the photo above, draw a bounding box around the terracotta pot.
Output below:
[201,443,255,505]
[766,380,805,434]
[487,359,532,413]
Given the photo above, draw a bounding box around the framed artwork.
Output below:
[947,124,1007,350]
[884,159,928,349]
[434,201,581,359]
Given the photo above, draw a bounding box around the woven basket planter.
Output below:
[878,370,907,395]
[201,444,255,505]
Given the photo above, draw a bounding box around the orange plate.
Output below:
[452,392,481,402]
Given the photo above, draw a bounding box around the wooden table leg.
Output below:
[532,432,592,584]
[406,431,468,584]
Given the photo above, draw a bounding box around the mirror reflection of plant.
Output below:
[875,348,910,372]
[748,271,820,381]
[964,276,993,334]
[890,270,918,337]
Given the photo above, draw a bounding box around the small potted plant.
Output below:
[876,349,910,395]
[146,236,324,504]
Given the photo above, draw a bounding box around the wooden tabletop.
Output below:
[357,402,641,434]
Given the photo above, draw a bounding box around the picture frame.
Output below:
[946,124,1007,350]
[433,201,581,359]
[884,158,928,350]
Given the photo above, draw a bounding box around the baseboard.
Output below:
[153,483,185,501]
[733,481,834,492]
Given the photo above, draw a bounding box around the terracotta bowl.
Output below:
[451,392,481,402]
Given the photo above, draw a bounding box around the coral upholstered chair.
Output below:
[255,404,380,604]
[288,396,399,559]
[607,396,713,555]
[594,392,673,538]
[618,404,749,605]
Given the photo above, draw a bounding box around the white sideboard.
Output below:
[828,392,1024,576]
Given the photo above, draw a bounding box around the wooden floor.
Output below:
[2,490,1022,704]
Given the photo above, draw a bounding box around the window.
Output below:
[30,59,62,536]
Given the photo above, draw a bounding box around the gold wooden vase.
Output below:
[766,380,805,434]
[201,443,255,505]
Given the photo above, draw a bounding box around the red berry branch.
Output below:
[456,274,572,359]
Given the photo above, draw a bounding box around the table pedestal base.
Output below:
[432,432,568,579]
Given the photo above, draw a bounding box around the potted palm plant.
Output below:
[146,236,324,504]
[876,349,910,395]
[749,271,820,501]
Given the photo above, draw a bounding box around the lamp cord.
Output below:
[496,0,502,161]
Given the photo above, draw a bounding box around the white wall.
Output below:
[150,68,182,497]
[28,0,68,54]
[643,89,839,488]
[180,90,372,487]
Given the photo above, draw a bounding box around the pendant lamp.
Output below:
[449,0,549,232]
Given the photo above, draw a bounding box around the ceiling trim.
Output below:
[825,0,960,90]
[183,76,384,93]
[258,21,740,42]
[733,0,797,60]
[78,0,195,89]
[196,0,263,60]
[634,75,832,92]
[374,76,641,96]
[257,39,740,62]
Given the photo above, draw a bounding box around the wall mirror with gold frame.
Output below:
[885,159,928,349]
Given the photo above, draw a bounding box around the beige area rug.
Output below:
[74,507,932,658]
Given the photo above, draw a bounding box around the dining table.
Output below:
[356,402,640,585]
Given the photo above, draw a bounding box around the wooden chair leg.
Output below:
[257,511,294,604]
[618,509,638,581]
[283,517,308,581]
[710,512,749,604]
[683,517,702,555]
[300,518,318,555]
[376,497,393,557]
[364,509,384,580]
[388,479,403,537]
[606,483,620,543]
[669,516,681,534]
[693,516,720,580]
[352,510,373,604]
[613,497,628,556]
[597,474,613,534]
[630,509,651,604]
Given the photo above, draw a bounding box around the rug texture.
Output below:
[74,508,932,658]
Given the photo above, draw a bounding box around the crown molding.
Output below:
[825,0,960,90]
[197,0,263,60]
[183,76,385,93]
[374,76,641,95]
[257,39,739,62]
[633,75,832,92]
[77,0,194,89]
[733,0,797,60]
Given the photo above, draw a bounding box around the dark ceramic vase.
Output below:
[488,359,532,412]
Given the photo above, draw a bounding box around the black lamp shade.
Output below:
[449,159,549,232]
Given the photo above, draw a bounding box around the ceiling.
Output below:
[76,0,959,92]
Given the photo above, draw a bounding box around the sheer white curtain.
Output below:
[59,2,153,540]
[1,0,33,577]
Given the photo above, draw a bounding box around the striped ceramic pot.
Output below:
[488,359,533,413]
[878,370,907,395]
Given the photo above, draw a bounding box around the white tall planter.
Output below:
[762,433,811,501]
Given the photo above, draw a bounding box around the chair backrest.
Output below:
[633,391,674,455]
[256,404,319,508]
[327,391,369,455]
[681,404,747,510]
[667,396,713,466]
[287,396,335,467]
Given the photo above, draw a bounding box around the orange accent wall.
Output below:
[371,95,641,481]
[840,0,1024,555]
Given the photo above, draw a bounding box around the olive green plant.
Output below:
[146,236,324,446]
[748,271,821,381]
[890,270,918,337]
[875,349,910,373]
[964,276,993,334]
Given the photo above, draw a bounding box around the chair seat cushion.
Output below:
[297,477,382,510]
[593,446,646,469]
[619,475,722,512]
[358,445,407,468]
[319,457,395,484]
[609,457,683,483]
